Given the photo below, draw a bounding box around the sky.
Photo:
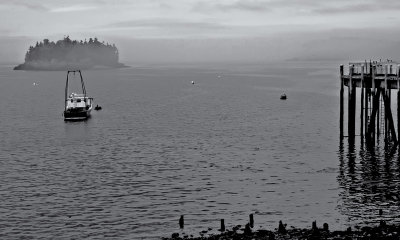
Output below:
[1,0,400,63]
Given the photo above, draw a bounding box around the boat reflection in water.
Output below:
[337,138,400,226]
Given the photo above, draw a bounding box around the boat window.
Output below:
[77,99,81,102]
[71,99,73,103]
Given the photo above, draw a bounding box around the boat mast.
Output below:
[79,70,87,99]
[65,71,70,111]
[65,70,89,111]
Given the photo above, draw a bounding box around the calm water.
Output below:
[1,61,400,239]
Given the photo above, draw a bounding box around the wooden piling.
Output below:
[382,93,397,144]
[377,95,380,138]
[385,65,388,141]
[368,87,381,146]
[312,221,318,231]
[340,65,344,139]
[249,214,254,228]
[389,89,392,140]
[278,220,286,234]
[323,223,329,232]
[361,65,365,139]
[372,65,376,143]
[365,63,372,144]
[398,65,400,145]
[179,215,184,229]
[376,65,380,138]
[365,73,369,143]
[220,219,225,232]
[348,65,356,139]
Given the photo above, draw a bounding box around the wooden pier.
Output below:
[340,60,400,146]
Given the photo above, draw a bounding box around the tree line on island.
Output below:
[14,36,125,70]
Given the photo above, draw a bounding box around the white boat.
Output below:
[63,70,93,121]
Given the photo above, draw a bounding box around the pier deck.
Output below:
[343,74,400,89]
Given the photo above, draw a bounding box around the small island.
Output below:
[14,36,126,71]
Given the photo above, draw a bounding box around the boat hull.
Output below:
[64,108,92,121]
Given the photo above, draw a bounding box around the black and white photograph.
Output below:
[2,1,400,239]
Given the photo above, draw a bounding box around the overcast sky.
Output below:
[1,0,400,63]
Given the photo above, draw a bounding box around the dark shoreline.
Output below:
[163,220,400,240]
[13,62,128,71]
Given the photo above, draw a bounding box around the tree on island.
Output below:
[14,36,125,70]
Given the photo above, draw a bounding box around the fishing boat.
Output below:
[280,93,287,100]
[63,70,93,121]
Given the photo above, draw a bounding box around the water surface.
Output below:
[1,61,399,239]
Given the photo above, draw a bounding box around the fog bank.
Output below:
[2,27,400,65]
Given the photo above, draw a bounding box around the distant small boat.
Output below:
[63,70,93,121]
[94,105,102,111]
[280,94,287,100]
[191,81,195,84]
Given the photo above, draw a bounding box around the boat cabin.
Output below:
[66,93,92,110]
